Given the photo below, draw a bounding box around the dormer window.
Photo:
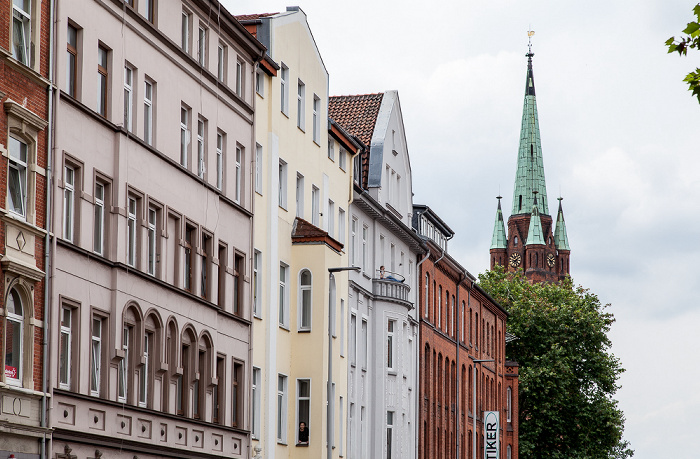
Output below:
[514,236,518,247]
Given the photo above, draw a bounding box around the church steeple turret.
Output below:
[490,196,507,249]
[512,50,549,216]
[554,197,570,250]
[525,193,545,246]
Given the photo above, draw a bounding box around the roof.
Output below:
[525,201,546,246]
[328,93,384,147]
[234,12,278,22]
[291,218,343,253]
[553,198,570,250]
[490,197,508,249]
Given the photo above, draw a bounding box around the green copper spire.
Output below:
[490,196,507,249]
[526,193,546,245]
[511,50,550,216]
[554,197,570,250]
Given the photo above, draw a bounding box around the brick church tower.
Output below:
[490,46,571,282]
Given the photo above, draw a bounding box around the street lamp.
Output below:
[327,266,360,459]
[473,358,494,459]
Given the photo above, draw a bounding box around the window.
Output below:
[217,43,226,82]
[349,313,356,366]
[127,196,137,267]
[90,316,104,396]
[233,253,243,315]
[297,379,310,443]
[144,79,154,145]
[387,320,395,370]
[253,250,261,317]
[386,411,394,459]
[295,173,304,218]
[232,361,243,427]
[252,367,261,437]
[146,206,157,275]
[361,318,368,370]
[8,136,28,218]
[118,325,130,403]
[256,69,264,96]
[235,145,242,202]
[235,60,243,96]
[350,218,357,265]
[328,139,335,160]
[339,147,347,171]
[63,165,75,241]
[198,26,207,66]
[181,10,191,53]
[362,225,368,273]
[197,118,206,178]
[93,182,105,255]
[59,306,74,390]
[216,132,224,190]
[218,243,227,308]
[297,80,305,130]
[507,387,512,422]
[338,208,346,245]
[339,396,344,456]
[67,24,79,97]
[280,64,289,114]
[180,105,190,167]
[201,232,211,299]
[299,269,312,331]
[184,224,195,292]
[97,45,109,117]
[328,200,335,238]
[424,274,429,318]
[312,95,320,143]
[5,289,24,386]
[255,143,263,194]
[340,299,345,356]
[438,286,442,328]
[279,264,289,327]
[124,66,134,131]
[278,160,287,208]
[311,185,319,226]
[144,0,155,23]
[214,356,225,424]
[277,374,288,443]
[139,331,152,408]
[12,0,31,65]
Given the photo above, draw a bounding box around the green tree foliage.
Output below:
[478,266,633,459]
[666,4,700,103]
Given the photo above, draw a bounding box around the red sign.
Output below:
[5,365,18,379]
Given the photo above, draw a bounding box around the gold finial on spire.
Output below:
[528,28,535,54]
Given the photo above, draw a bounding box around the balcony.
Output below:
[372,270,412,308]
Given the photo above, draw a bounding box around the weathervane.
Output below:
[527,28,535,54]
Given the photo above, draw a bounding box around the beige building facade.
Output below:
[48,1,263,458]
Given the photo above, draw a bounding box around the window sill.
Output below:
[297,126,306,134]
[296,443,309,447]
[297,328,311,333]
[277,440,287,446]
[279,324,290,332]
[253,314,262,320]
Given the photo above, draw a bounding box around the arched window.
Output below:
[140,311,163,409]
[513,236,518,246]
[299,269,312,331]
[507,387,512,422]
[119,303,143,404]
[179,326,198,417]
[424,273,429,318]
[5,289,24,386]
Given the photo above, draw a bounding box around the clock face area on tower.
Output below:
[546,253,555,268]
[509,252,522,267]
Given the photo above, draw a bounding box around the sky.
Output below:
[224,1,700,457]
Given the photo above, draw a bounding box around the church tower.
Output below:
[490,45,571,282]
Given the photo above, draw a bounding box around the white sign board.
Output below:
[484,411,500,459]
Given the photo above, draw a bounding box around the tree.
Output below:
[666,4,700,103]
[479,266,633,459]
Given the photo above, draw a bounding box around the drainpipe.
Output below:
[454,271,464,459]
[41,0,57,458]
[414,245,429,459]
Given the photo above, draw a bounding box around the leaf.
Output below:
[683,21,700,35]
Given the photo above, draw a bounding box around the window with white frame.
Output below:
[59,306,73,390]
[280,63,289,114]
[180,105,190,168]
[328,139,335,160]
[93,182,105,255]
[63,165,75,241]
[236,60,243,96]
[232,361,243,426]
[144,0,155,23]
[311,185,319,226]
[340,298,345,356]
[386,411,394,459]
[12,0,31,66]
[252,367,261,438]
[328,200,335,238]
[278,160,288,208]
[277,374,288,443]
[216,132,224,190]
[5,289,24,386]
[217,43,226,83]
[338,208,346,245]
[124,65,134,131]
[144,79,154,145]
[312,95,320,143]
[235,145,242,202]
[297,80,305,130]
[298,269,312,331]
[197,118,206,178]
[253,250,261,318]
[255,143,263,194]
[255,68,264,96]
[339,147,347,171]
[350,217,357,265]
[295,173,304,218]
[297,379,310,443]
[361,318,368,370]
[181,10,191,53]
[118,325,130,403]
[387,320,395,370]
[507,386,512,422]
[90,316,103,396]
[339,396,344,456]
[127,196,137,267]
[350,313,357,366]
[279,263,289,328]
[198,25,207,67]
[8,136,28,218]
[139,331,152,408]
[362,225,368,273]
[147,206,157,275]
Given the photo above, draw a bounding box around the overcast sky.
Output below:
[225,1,700,457]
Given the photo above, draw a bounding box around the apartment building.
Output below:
[236,8,359,459]
[48,1,264,458]
[329,91,424,459]
[0,0,52,457]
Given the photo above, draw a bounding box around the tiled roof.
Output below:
[291,218,343,253]
[328,93,384,147]
[234,13,278,22]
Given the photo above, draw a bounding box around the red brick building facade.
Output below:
[1,0,52,457]
[415,205,518,459]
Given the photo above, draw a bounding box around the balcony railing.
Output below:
[372,276,412,308]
